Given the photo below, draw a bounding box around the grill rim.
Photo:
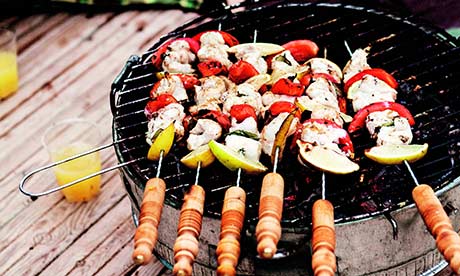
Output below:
[111,0,460,228]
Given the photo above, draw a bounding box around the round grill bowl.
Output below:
[111,1,460,275]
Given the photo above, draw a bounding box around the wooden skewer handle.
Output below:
[132,178,166,265]
[173,185,205,276]
[311,199,336,276]
[412,184,460,274]
[216,186,246,276]
[256,172,284,259]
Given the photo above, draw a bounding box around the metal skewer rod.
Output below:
[403,160,420,186]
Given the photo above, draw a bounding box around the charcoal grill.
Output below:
[110,1,460,275]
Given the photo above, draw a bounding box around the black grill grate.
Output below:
[112,1,460,230]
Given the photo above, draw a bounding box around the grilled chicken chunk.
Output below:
[305,77,340,110]
[222,83,263,116]
[146,103,186,144]
[349,75,397,112]
[152,75,189,102]
[229,117,259,135]
[342,48,371,83]
[300,120,349,156]
[186,118,222,150]
[366,110,413,146]
[197,32,232,68]
[234,44,268,74]
[162,40,196,74]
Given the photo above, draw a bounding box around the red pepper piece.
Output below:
[197,60,228,77]
[230,104,258,123]
[157,94,178,105]
[151,38,200,69]
[175,74,200,89]
[344,68,398,94]
[338,96,347,114]
[144,94,178,116]
[348,101,415,133]
[282,40,319,63]
[269,101,300,118]
[201,110,231,131]
[192,31,239,47]
[304,119,354,155]
[228,60,259,84]
[271,78,305,97]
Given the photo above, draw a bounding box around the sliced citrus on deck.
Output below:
[364,143,428,165]
[228,43,285,56]
[208,140,267,174]
[147,123,175,161]
[180,144,216,169]
[297,142,359,174]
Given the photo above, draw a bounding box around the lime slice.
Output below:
[227,43,285,56]
[208,140,267,174]
[147,123,175,161]
[297,141,359,174]
[365,143,428,165]
[347,79,362,100]
[180,144,216,169]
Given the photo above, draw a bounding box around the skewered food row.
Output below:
[343,47,460,274]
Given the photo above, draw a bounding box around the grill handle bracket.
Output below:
[110,55,141,116]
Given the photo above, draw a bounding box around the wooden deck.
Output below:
[0,10,199,276]
[0,6,456,276]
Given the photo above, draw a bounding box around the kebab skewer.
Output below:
[133,93,184,264]
[344,45,460,273]
[294,54,359,276]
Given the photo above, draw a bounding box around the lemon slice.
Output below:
[180,144,216,169]
[365,143,428,165]
[208,140,267,174]
[147,123,175,161]
[244,74,271,90]
[227,43,285,56]
[297,141,359,174]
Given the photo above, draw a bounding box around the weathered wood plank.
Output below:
[16,14,70,53]
[94,230,166,276]
[0,171,125,276]
[0,13,113,122]
[39,200,133,275]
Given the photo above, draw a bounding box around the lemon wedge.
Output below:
[180,144,216,169]
[227,43,284,56]
[147,123,175,160]
[297,141,359,174]
[208,140,267,174]
[364,143,428,165]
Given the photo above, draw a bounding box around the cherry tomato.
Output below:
[348,101,415,133]
[344,68,398,94]
[192,30,239,47]
[228,60,259,84]
[271,78,305,97]
[282,40,319,63]
[197,60,228,77]
[230,104,258,123]
[151,38,200,69]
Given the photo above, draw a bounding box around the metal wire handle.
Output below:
[19,136,142,199]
